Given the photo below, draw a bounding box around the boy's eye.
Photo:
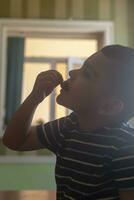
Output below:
[83,70,91,78]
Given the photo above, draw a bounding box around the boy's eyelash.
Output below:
[83,70,91,78]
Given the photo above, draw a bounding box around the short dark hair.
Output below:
[102,45,134,65]
[102,44,134,119]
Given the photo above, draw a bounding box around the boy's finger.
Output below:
[50,71,63,83]
[45,74,62,86]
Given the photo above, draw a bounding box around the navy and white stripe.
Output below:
[36,112,134,200]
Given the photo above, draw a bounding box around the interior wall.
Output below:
[0,0,133,47]
[0,0,134,188]
[0,3,133,145]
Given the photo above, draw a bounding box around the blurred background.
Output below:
[0,0,134,199]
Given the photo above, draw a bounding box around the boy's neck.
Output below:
[77,114,115,132]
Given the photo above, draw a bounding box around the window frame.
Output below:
[0,19,114,162]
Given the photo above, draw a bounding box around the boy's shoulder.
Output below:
[62,112,78,129]
[103,121,134,145]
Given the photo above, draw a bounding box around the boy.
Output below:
[3,45,134,199]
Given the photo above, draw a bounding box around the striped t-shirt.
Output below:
[36,112,134,200]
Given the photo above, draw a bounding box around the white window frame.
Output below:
[0,19,114,158]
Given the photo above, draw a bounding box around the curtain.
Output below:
[5,37,25,125]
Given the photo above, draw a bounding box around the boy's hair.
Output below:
[102,45,134,62]
[101,45,134,119]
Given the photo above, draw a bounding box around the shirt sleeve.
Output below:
[36,116,68,154]
[112,143,134,190]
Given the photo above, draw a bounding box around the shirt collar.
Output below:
[70,111,131,132]
[103,121,130,130]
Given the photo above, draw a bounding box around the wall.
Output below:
[0,0,134,190]
[0,163,56,190]
[0,0,133,46]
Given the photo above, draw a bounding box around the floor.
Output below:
[0,191,56,200]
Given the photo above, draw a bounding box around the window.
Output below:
[0,20,114,136]
[22,38,98,125]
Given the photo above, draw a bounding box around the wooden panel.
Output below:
[66,0,72,19]
[22,0,40,18]
[0,0,10,17]
[72,0,84,19]
[128,0,134,47]
[26,0,40,18]
[99,0,112,20]
[114,0,128,45]
[9,0,23,18]
[54,0,66,19]
[84,0,99,20]
[40,0,55,19]
[22,0,27,18]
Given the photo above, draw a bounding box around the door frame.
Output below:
[0,19,114,136]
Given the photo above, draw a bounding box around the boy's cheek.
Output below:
[72,86,88,98]
[70,88,79,97]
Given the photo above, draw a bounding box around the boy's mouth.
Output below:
[60,80,70,91]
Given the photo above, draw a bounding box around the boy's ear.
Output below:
[98,98,124,116]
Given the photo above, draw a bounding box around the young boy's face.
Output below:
[56,51,116,116]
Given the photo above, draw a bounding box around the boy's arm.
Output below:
[2,70,63,151]
[2,93,42,151]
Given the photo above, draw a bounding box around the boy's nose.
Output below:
[69,69,78,78]
[69,70,73,78]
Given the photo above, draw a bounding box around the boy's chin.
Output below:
[56,95,70,109]
[56,95,66,106]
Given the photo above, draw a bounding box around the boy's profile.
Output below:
[2,45,134,199]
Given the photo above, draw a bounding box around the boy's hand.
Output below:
[30,70,63,104]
